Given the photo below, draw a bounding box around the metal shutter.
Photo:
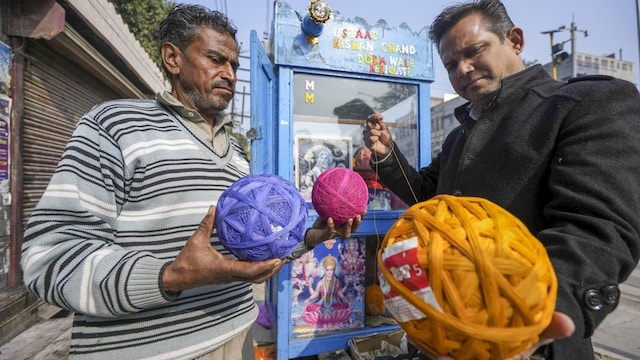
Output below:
[22,39,119,228]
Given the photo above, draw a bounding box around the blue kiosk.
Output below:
[249,1,434,358]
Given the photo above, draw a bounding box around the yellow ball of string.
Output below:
[377,195,557,360]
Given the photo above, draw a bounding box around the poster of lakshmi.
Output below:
[290,237,366,336]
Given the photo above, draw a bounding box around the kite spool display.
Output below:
[311,167,368,225]
[215,174,308,261]
[377,195,557,360]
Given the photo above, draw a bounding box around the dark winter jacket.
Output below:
[377,64,640,359]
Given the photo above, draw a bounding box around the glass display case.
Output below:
[292,73,418,207]
[249,2,434,358]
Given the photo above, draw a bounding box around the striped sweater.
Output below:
[21,98,256,359]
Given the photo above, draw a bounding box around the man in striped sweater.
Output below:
[20,4,361,359]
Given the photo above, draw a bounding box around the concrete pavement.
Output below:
[592,264,640,360]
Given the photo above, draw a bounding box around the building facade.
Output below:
[543,51,636,84]
[430,95,466,159]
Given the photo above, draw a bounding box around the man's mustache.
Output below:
[212,80,234,93]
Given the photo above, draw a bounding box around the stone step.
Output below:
[0,288,40,347]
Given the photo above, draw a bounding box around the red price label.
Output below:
[380,237,441,322]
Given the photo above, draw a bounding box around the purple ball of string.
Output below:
[215,174,308,261]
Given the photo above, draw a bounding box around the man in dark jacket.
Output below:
[364,0,640,359]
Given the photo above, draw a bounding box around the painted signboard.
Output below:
[272,1,434,81]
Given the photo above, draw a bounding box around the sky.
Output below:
[190,0,640,99]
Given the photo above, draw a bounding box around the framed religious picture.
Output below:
[294,135,352,203]
[290,237,366,337]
